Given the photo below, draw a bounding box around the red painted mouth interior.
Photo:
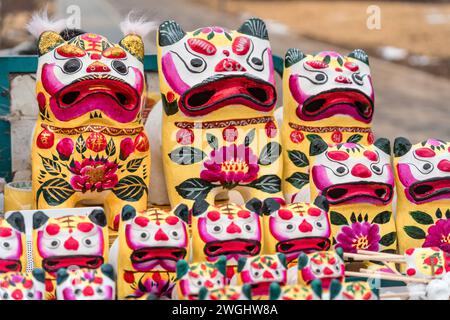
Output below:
[130,247,187,263]
[204,239,261,257]
[409,178,450,201]
[276,238,331,256]
[42,255,103,272]
[251,281,281,296]
[56,78,138,111]
[324,182,392,204]
[0,259,21,272]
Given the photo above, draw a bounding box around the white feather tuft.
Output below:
[27,10,66,38]
[119,12,157,38]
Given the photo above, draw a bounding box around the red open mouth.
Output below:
[42,255,104,272]
[180,75,276,116]
[204,239,261,258]
[408,177,450,202]
[251,281,281,297]
[0,259,21,272]
[130,247,187,263]
[300,89,373,122]
[323,182,393,204]
[276,237,331,257]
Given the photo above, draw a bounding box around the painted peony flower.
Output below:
[336,222,380,253]
[200,144,259,187]
[423,219,450,252]
[56,138,74,160]
[70,158,118,192]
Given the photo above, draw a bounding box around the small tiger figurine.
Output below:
[174,257,227,300]
[117,204,190,299]
[236,253,287,300]
[268,281,322,300]
[262,196,331,265]
[394,138,450,255]
[0,269,46,300]
[403,247,449,279]
[32,209,109,299]
[0,212,26,273]
[329,279,378,300]
[198,285,252,300]
[281,48,374,203]
[56,264,115,300]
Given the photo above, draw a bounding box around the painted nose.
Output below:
[64,236,79,251]
[155,228,169,241]
[215,58,247,72]
[299,219,313,233]
[83,286,94,296]
[204,280,214,288]
[12,289,23,300]
[438,159,450,172]
[323,267,334,275]
[263,271,274,279]
[226,222,242,234]
[86,61,111,73]
[351,164,372,178]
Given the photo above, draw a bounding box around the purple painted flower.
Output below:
[200,144,259,186]
[70,158,118,192]
[336,222,380,253]
[423,219,450,252]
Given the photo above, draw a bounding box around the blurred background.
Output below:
[0,0,449,142]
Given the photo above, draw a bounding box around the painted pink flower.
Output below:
[120,138,135,160]
[201,26,226,34]
[200,144,259,186]
[336,222,380,253]
[56,138,74,160]
[423,219,450,252]
[70,158,118,192]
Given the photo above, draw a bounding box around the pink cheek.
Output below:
[62,288,76,300]
[198,219,215,243]
[269,218,287,241]
[105,286,114,300]
[240,271,252,283]
[397,163,417,187]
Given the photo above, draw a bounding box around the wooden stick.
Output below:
[380,292,423,299]
[344,252,405,262]
[357,249,404,259]
[381,261,402,276]
[345,271,430,284]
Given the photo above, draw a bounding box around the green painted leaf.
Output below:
[288,150,309,168]
[306,134,322,142]
[247,175,281,194]
[106,138,116,157]
[330,211,349,226]
[436,208,443,219]
[206,133,219,150]
[162,94,178,116]
[347,134,363,143]
[285,172,309,190]
[207,31,214,40]
[409,211,434,225]
[244,129,256,147]
[379,232,396,247]
[350,213,357,223]
[36,178,74,206]
[258,142,282,165]
[126,158,144,173]
[404,226,426,239]
[322,55,331,64]
[175,178,214,200]
[371,211,392,224]
[193,29,201,36]
[224,32,232,41]
[39,155,61,176]
[168,147,206,165]
[76,135,86,154]
[446,209,450,219]
[113,175,148,202]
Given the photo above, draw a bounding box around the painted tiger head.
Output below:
[190,199,263,264]
[329,279,378,300]
[35,27,146,126]
[0,213,26,273]
[237,253,287,297]
[284,49,373,126]
[32,209,108,274]
[269,281,322,300]
[56,264,115,300]
[394,138,450,204]
[176,257,227,300]
[310,138,394,205]
[403,247,449,279]
[198,284,252,300]
[297,249,345,289]
[157,18,276,118]
[0,269,45,300]
[263,197,331,262]
[120,204,189,272]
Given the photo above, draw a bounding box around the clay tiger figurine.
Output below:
[309,138,397,256]
[32,209,109,299]
[28,13,152,230]
[269,281,322,300]
[157,18,283,209]
[329,280,378,300]
[117,204,190,299]
[0,269,46,300]
[0,212,26,273]
[281,49,374,203]
[198,285,252,300]
[394,138,450,255]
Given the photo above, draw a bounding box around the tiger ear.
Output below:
[198,287,208,300]
[285,48,306,68]
[173,204,189,224]
[329,279,342,300]
[242,284,252,300]
[269,282,281,300]
[297,253,309,270]
[237,18,269,40]
[33,211,49,229]
[192,199,209,217]
[374,138,391,155]
[38,31,65,56]
[158,20,185,47]
[237,257,247,273]
[119,34,144,62]
[348,49,369,65]
[310,279,323,299]
[394,137,412,157]
[176,260,189,279]
[215,255,227,277]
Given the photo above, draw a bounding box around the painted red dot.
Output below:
[124,271,135,283]
[0,227,12,238]
[290,130,304,144]
[223,126,238,142]
[165,216,179,225]
[237,210,251,219]
[367,132,375,144]
[415,148,435,158]
[134,216,149,227]
[265,121,277,138]
[363,150,378,162]
[331,131,343,143]
[207,211,221,222]
[77,222,94,233]
[278,209,293,220]
[23,279,33,289]
[327,151,349,161]
[405,248,415,255]
[308,208,322,217]
[93,277,103,284]
[176,128,194,145]
[45,224,60,236]
[406,268,416,276]
[167,91,175,103]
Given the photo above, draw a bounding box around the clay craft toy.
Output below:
[174,257,227,300]
[236,253,287,300]
[28,13,152,230]
[32,209,109,299]
[394,138,450,255]
[403,247,449,279]
[117,204,190,299]
[0,213,26,273]
[309,138,397,255]
[268,281,322,300]
[297,249,345,290]
[262,196,331,265]
[0,269,46,300]
[329,279,378,300]
[198,284,252,300]
[56,264,115,300]
[157,18,283,208]
[281,49,374,203]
